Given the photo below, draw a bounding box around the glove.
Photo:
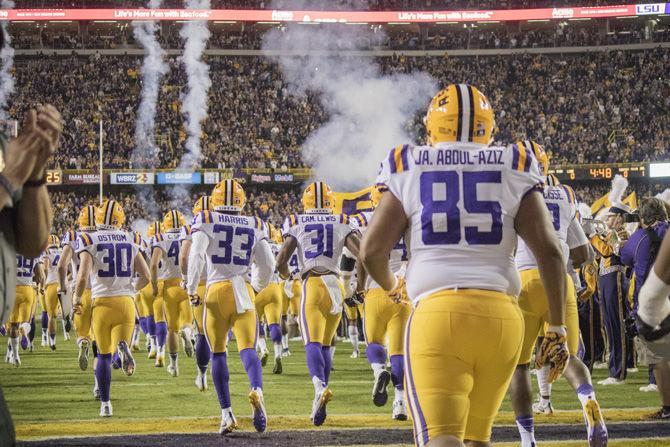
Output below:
[387,276,408,304]
[189,293,202,306]
[72,295,83,315]
[535,328,569,383]
[352,290,365,305]
[344,297,357,308]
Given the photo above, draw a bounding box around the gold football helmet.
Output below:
[302,181,334,214]
[517,140,549,177]
[146,220,163,238]
[268,223,283,244]
[96,199,125,229]
[48,234,60,248]
[77,205,97,231]
[211,179,246,212]
[162,209,185,232]
[425,84,495,146]
[192,195,213,216]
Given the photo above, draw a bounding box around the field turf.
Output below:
[1,331,667,445]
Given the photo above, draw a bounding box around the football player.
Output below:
[360,84,568,446]
[7,255,43,366]
[179,195,213,391]
[353,184,410,421]
[58,205,97,371]
[141,221,162,360]
[186,179,274,434]
[150,209,194,377]
[43,234,63,350]
[342,247,363,359]
[74,199,150,417]
[276,181,361,427]
[510,141,606,447]
[255,223,285,374]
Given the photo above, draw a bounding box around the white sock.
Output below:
[394,386,404,403]
[312,375,326,393]
[49,334,56,346]
[132,325,140,345]
[281,334,289,350]
[10,337,19,354]
[516,418,536,447]
[577,386,597,408]
[221,406,233,416]
[537,364,552,401]
[41,328,47,336]
[61,319,67,334]
[258,337,267,353]
[330,346,336,363]
[348,325,359,350]
[150,336,157,350]
[371,362,385,376]
[94,374,99,390]
[182,326,193,341]
[273,342,282,359]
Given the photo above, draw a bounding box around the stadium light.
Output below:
[649,163,670,178]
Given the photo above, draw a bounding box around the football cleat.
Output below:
[350,351,359,359]
[372,370,391,407]
[181,331,193,358]
[584,398,607,447]
[648,408,670,419]
[597,377,624,386]
[4,346,11,363]
[41,333,47,347]
[640,384,659,393]
[260,349,269,367]
[64,316,72,333]
[195,371,208,392]
[392,399,408,421]
[249,389,267,433]
[117,341,135,377]
[100,401,113,418]
[281,348,291,358]
[93,384,100,401]
[167,363,179,377]
[273,356,283,375]
[78,339,90,371]
[11,353,21,368]
[155,353,165,368]
[311,387,333,427]
[219,409,238,435]
[148,344,157,359]
[533,398,554,415]
[111,353,121,369]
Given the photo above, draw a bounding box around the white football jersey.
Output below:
[282,213,357,277]
[352,210,408,289]
[151,231,182,281]
[43,246,61,285]
[16,255,38,286]
[76,229,142,299]
[516,184,578,271]
[191,210,267,285]
[62,229,92,289]
[377,142,544,303]
[179,224,207,282]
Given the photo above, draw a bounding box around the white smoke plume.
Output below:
[262,23,436,190]
[608,174,629,205]
[131,218,151,238]
[178,0,211,170]
[132,0,168,216]
[0,0,15,122]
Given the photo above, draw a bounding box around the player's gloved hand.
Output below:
[386,275,408,304]
[72,295,83,315]
[189,294,201,306]
[535,326,569,383]
[352,290,365,305]
[344,297,357,308]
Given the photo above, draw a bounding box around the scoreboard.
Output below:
[549,163,647,182]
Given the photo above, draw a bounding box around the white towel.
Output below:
[231,276,255,314]
[284,280,294,299]
[321,275,344,315]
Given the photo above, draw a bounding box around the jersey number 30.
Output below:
[97,243,133,278]
[420,171,502,245]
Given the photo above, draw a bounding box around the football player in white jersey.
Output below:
[151,209,194,377]
[511,141,606,447]
[74,199,151,417]
[179,195,213,391]
[360,84,569,447]
[276,181,361,427]
[186,179,275,435]
[7,255,43,366]
[353,184,410,421]
[140,221,162,360]
[43,234,63,350]
[255,223,286,374]
[58,205,97,371]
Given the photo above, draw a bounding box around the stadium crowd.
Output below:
[12,20,668,51]
[7,47,669,171]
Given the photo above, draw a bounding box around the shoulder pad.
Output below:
[561,185,577,204]
[510,142,536,173]
[253,216,265,231]
[78,232,94,248]
[386,144,411,174]
[284,214,299,228]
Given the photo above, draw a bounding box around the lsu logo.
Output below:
[636,4,663,15]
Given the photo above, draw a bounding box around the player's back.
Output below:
[151,231,181,280]
[16,255,37,286]
[44,246,61,285]
[192,210,266,284]
[378,142,543,302]
[516,184,577,271]
[77,229,140,299]
[282,213,355,277]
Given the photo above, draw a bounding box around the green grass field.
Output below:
[0,332,666,444]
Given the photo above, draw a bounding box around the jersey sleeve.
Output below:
[150,235,165,254]
[191,211,214,239]
[252,216,268,242]
[350,212,369,230]
[375,145,412,203]
[61,230,76,249]
[282,214,299,238]
[336,214,358,245]
[179,225,192,242]
[503,142,545,216]
[75,232,95,257]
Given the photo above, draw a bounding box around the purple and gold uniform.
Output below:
[377,135,543,443]
[62,229,93,341]
[12,255,39,325]
[43,244,61,325]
